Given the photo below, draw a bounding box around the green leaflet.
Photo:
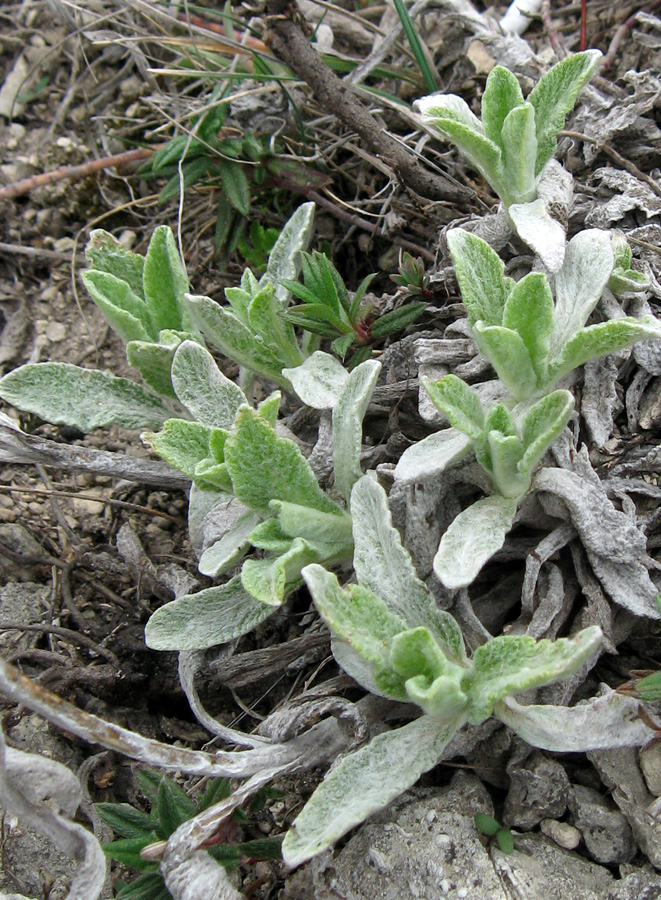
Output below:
[224,406,342,515]
[528,50,602,175]
[394,428,473,484]
[433,495,517,590]
[425,118,502,193]
[481,66,525,147]
[260,201,315,304]
[142,226,189,332]
[144,576,275,650]
[217,159,251,216]
[143,419,211,478]
[520,390,574,473]
[282,715,460,867]
[270,500,353,545]
[466,626,603,723]
[170,340,247,428]
[198,509,261,577]
[423,374,484,439]
[246,285,304,368]
[0,362,170,432]
[283,351,349,409]
[241,538,325,606]
[446,230,509,328]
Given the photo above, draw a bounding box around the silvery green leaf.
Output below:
[389,627,469,718]
[508,200,566,273]
[126,330,185,398]
[433,494,517,590]
[500,103,537,205]
[188,483,233,557]
[193,458,232,492]
[184,294,291,388]
[256,391,281,427]
[224,286,252,325]
[171,340,246,429]
[247,286,304,368]
[82,269,154,343]
[487,432,528,498]
[422,374,484,440]
[331,638,386,696]
[611,233,632,270]
[502,272,554,382]
[143,419,210,477]
[466,626,603,724]
[528,50,602,175]
[145,577,274,650]
[282,714,461,867]
[549,316,661,385]
[249,517,293,552]
[143,226,188,332]
[608,267,649,294]
[447,229,509,327]
[241,538,322,606]
[198,509,261,577]
[225,407,342,514]
[415,93,484,132]
[394,428,473,485]
[431,122,503,199]
[472,324,539,399]
[261,201,316,304]
[481,66,525,147]
[282,351,349,409]
[303,564,409,700]
[0,362,170,431]
[520,389,574,473]
[332,359,381,500]
[85,229,145,300]
[496,689,653,751]
[549,229,614,356]
[350,475,466,662]
[270,499,353,546]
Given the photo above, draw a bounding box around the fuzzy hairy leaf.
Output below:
[0,363,170,431]
[82,269,154,344]
[447,229,509,327]
[247,287,304,368]
[171,340,246,428]
[528,50,602,174]
[394,428,473,484]
[261,202,315,304]
[145,576,274,650]
[350,475,467,662]
[143,419,211,478]
[96,804,157,840]
[332,359,381,500]
[126,331,185,398]
[185,294,290,387]
[157,777,196,836]
[282,715,460,866]
[481,66,525,147]
[550,229,614,355]
[370,301,426,337]
[225,406,341,514]
[467,626,602,724]
[198,509,261,577]
[303,564,409,699]
[549,317,661,384]
[241,538,324,606]
[520,390,574,473]
[502,272,554,381]
[487,432,527,498]
[415,93,484,132]
[500,103,537,204]
[283,351,349,409]
[433,495,517,589]
[143,226,188,332]
[424,118,503,195]
[270,500,353,546]
[507,200,567,274]
[85,229,145,300]
[423,374,484,439]
[472,324,539,399]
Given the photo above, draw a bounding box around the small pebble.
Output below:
[45,322,66,342]
[540,818,581,850]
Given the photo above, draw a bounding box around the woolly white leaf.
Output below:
[394,428,473,484]
[171,341,246,429]
[332,359,381,500]
[283,351,349,409]
[508,199,566,273]
[261,202,316,304]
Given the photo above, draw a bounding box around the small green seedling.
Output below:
[474,813,514,854]
[98,771,282,900]
[390,251,432,299]
[282,250,426,365]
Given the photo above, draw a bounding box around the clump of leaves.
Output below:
[415,51,602,270]
[390,251,432,299]
[281,251,426,366]
[98,771,282,900]
[238,221,280,272]
[608,233,650,296]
